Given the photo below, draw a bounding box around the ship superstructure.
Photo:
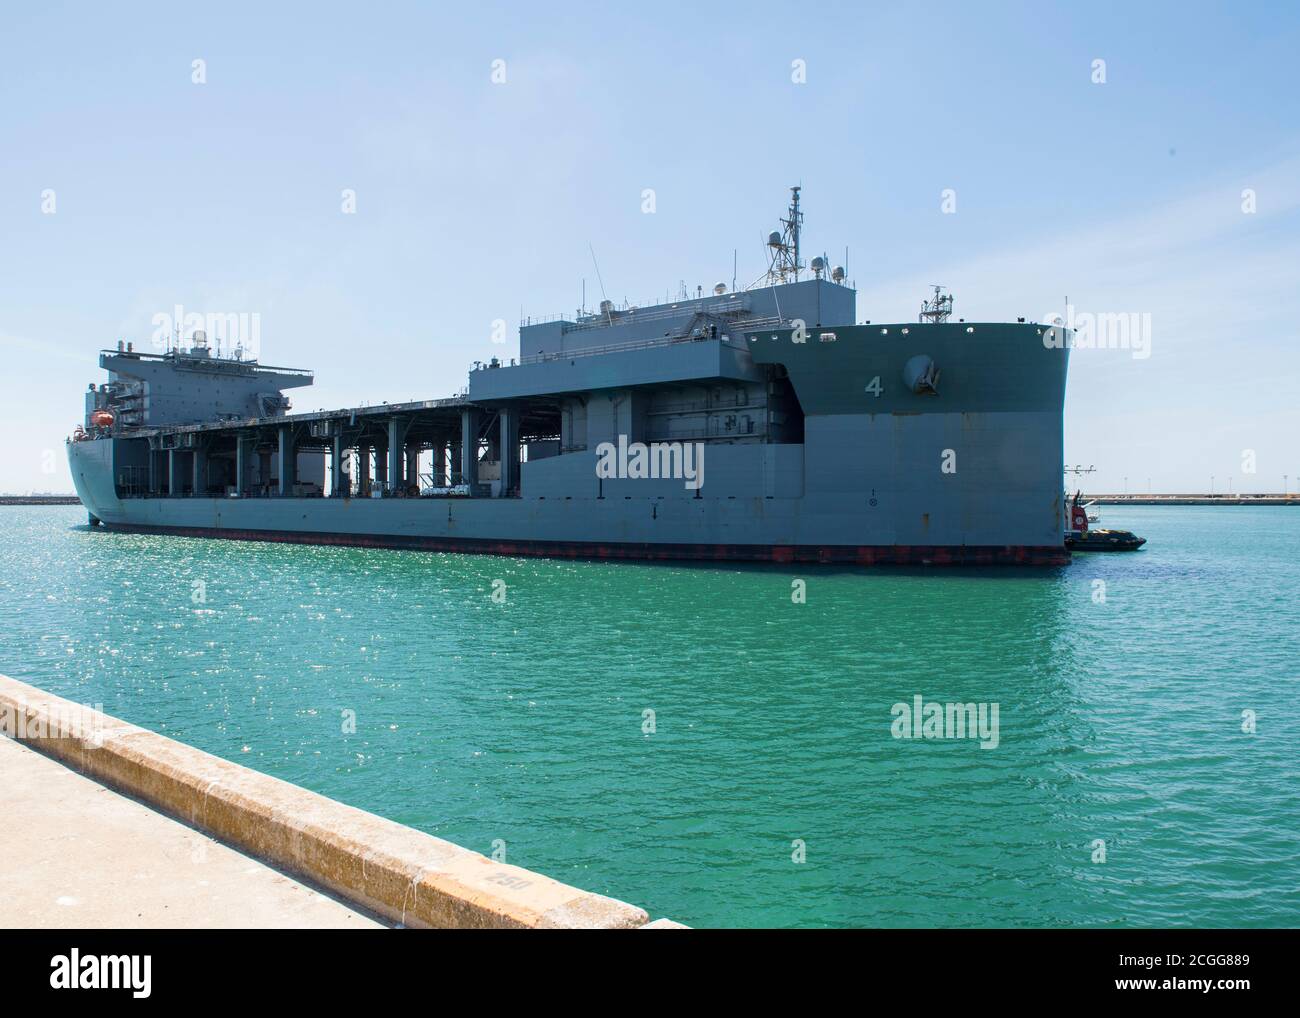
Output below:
[68,190,1071,565]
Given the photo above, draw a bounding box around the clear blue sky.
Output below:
[3,0,1298,493]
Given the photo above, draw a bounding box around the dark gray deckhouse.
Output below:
[69,190,1072,565]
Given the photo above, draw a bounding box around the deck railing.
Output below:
[518,325,773,367]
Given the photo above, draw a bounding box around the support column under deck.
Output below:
[278,426,294,496]
[387,419,401,494]
[460,408,480,488]
[192,446,206,496]
[433,439,447,485]
[405,448,419,494]
[167,450,179,496]
[499,406,520,496]
[331,434,343,497]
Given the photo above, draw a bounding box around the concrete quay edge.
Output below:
[0,673,677,929]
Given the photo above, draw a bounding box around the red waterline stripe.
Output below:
[97,523,1071,566]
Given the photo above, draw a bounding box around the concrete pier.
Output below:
[0,735,383,929]
[0,674,668,929]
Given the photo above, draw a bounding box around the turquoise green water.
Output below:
[1,505,1296,928]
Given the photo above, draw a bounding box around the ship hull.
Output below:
[91,520,1068,566]
[69,436,1070,566]
[69,320,1071,567]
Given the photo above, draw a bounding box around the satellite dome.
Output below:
[714,283,727,294]
[767,231,783,246]
[832,265,846,282]
[810,256,826,272]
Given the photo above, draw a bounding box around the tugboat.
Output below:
[1064,491,1146,551]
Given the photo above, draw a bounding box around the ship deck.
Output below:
[121,393,478,439]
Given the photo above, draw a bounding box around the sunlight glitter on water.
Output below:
[0,505,1296,927]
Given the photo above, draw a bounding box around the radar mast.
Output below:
[920,285,954,324]
[762,186,804,285]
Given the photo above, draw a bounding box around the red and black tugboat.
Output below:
[1064,491,1146,551]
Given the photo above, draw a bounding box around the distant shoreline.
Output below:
[1085,494,1298,506]
[0,496,79,505]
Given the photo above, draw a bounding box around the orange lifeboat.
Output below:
[89,409,115,428]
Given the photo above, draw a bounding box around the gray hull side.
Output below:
[69,321,1070,564]
[69,413,1065,560]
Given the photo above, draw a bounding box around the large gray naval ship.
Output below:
[68,190,1071,565]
